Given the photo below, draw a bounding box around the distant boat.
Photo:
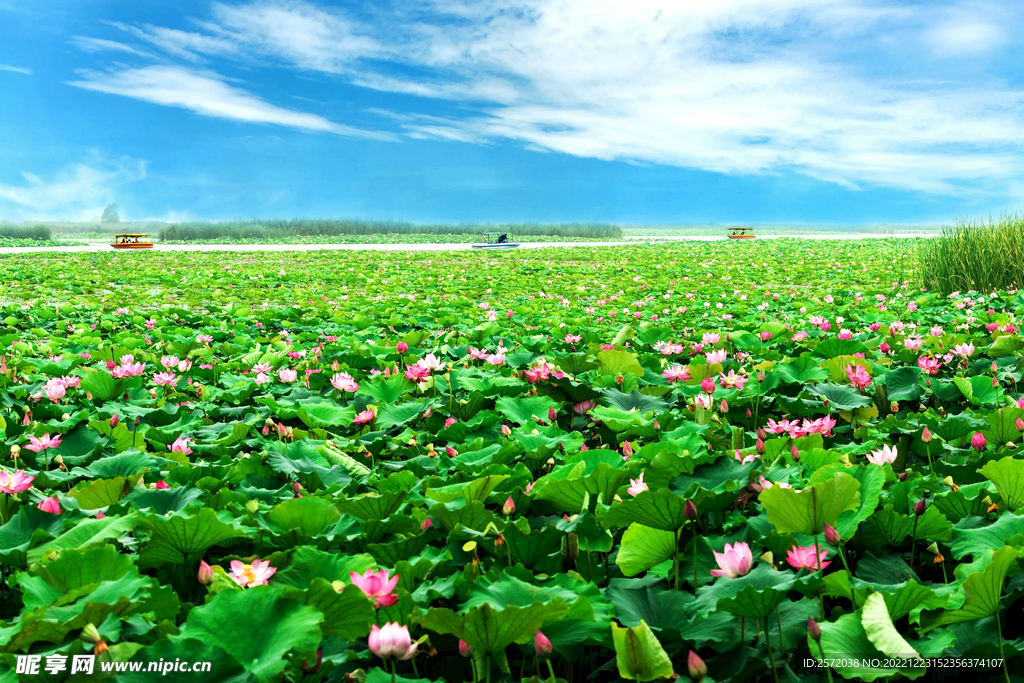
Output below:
[728,227,755,240]
[472,232,520,249]
[111,233,154,249]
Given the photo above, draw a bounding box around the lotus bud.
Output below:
[755,437,765,454]
[1008,441,1017,449]
[292,481,303,493]
[757,427,766,440]
[971,432,987,452]
[1016,417,1024,432]
[446,446,458,458]
[653,419,660,431]
[921,426,932,443]
[687,651,707,681]
[421,516,433,531]
[396,342,408,354]
[134,416,140,426]
[807,617,821,642]
[898,471,907,481]
[824,523,841,547]
[548,407,557,423]
[109,414,119,428]
[757,370,765,382]
[459,640,472,657]
[700,377,715,393]
[198,560,215,585]
[790,444,800,461]
[684,499,698,522]
[720,399,729,412]
[914,499,926,516]
[534,630,553,660]
[503,497,516,515]
[622,440,634,459]
[501,424,511,437]
[245,500,259,514]
[261,425,270,436]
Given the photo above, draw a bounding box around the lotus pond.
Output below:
[1,239,1023,683]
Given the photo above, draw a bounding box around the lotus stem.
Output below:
[764,617,780,683]
[997,609,1010,683]
[836,544,857,609]
[545,659,557,683]
[909,515,919,570]
[814,530,824,619]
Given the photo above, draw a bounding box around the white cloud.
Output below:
[0,63,32,75]
[0,155,146,220]
[925,18,1005,57]
[66,65,394,139]
[74,0,1024,194]
[71,36,155,58]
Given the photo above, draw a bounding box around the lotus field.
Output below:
[2,239,1024,683]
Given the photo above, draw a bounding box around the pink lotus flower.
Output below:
[838,329,853,340]
[350,569,399,608]
[161,356,180,369]
[152,372,178,388]
[705,349,727,364]
[627,471,648,496]
[353,408,376,425]
[24,433,62,453]
[485,352,505,366]
[953,342,975,358]
[38,497,61,514]
[468,347,488,360]
[229,559,276,587]
[918,356,941,375]
[368,623,418,661]
[197,334,214,345]
[718,370,747,390]
[786,545,830,571]
[573,399,598,414]
[278,368,298,383]
[396,342,409,354]
[252,362,273,374]
[702,332,721,345]
[404,362,431,382]
[254,373,270,385]
[564,333,582,344]
[904,336,922,351]
[791,331,808,342]
[169,436,193,455]
[710,542,753,578]
[865,444,897,466]
[154,480,169,490]
[44,380,66,402]
[525,361,553,383]
[330,372,359,393]
[0,469,34,494]
[846,364,871,391]
[444,417,458,429]
[662,365,690,383]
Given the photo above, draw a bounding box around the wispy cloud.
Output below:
[71,36,155,59]
[66,65,394,139]
[72,0,1024,194]
[0,155,146,220]
[0,63,32,75]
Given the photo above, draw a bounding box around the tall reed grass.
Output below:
[919,214,1024,295]
[0,224,51,240]
[159,219,621,241]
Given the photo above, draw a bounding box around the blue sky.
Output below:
[1,0,1023,224]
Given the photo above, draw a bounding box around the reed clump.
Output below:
[919,214,1024,295]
